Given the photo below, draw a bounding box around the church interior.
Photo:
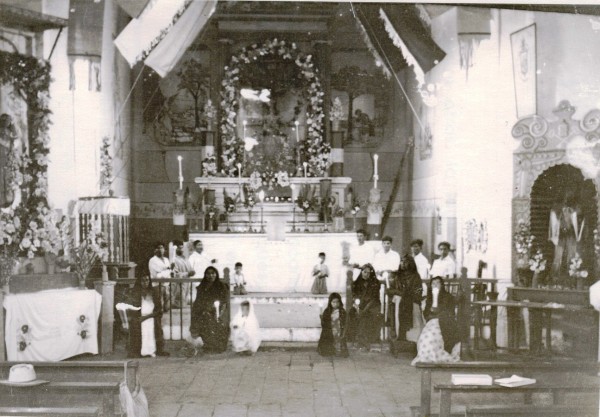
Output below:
[2,1,600,416]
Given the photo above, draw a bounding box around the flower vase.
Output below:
[517,268,532,287]
[78,274,87,289]
[333,217,344,232]
[332,119,340,131]
[102,264,109,282]
[353,214,357,231]
[44,253,57,275]
[304,212,309,232]
[531,271,540,288]
[577,276,586,290]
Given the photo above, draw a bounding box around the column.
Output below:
[330,131,344,176]
[313,40,336,172]
[94,280,116,354]
[212,38,233,171]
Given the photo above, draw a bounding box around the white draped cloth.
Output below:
[230,302,261,353]
[4,288,102,361]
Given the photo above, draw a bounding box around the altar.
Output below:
[188,232,379,293]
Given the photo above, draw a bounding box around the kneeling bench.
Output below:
[465,405,598,417]
[0,406,100,417]
[435,382,600,417]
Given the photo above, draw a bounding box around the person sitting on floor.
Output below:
[190,266,230,353]
[232,262,248,295]
[318,292,349,357]
[311,252,330,295]
[126,274,169,358]
[231,300,261,354]
[412,276,460,364]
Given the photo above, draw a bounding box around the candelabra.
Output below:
[291,200,297,232]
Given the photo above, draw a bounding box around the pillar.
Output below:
[330,131,344,176]
[212,38,233,171]
[313,40,334,172]
[95,280,116,354]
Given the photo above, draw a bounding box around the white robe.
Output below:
[140,295,156,357]
[231,303,261,353]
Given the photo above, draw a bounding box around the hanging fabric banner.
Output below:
[144,0,217,77]
[457,8,491,78]
[67,0,105,91]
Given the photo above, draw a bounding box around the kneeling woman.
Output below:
[231,301,261,354]
[127,275,168,358]
[411,276,460,364]
[318,293,349,357]
[190,267,230,353]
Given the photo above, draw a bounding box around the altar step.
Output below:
[162,293,338,343]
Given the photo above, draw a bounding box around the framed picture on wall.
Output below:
[511,23,537,119]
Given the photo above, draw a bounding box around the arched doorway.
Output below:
[531,164,597,281]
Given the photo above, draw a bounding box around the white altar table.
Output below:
[188,232,381,293]
[4,288,102,361]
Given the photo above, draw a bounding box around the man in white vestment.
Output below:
[430,241,456,278]
[148,242,173,311]
[188,240,217,297]
[373,236,401,283]
[410,239,430,280]
[349,229,376,280]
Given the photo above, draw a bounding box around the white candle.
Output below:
[303,162,308,178]
[290,183,296,200]
[177,155,183,190]
[373,154,379,189]
[237,163,242,181]
[373,154,379,176]
[242,119,247,139]
[294,120,300,143]
[214,300,220,320]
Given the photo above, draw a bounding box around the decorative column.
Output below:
[95,279,116,354]
[313,40,334,170]
[213,38,233,171]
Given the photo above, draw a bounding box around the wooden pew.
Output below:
[412,361,600,417]
[464,404,599,417]
[0,381,120,417]
[435,382,600,417]
[0,360,138,392]
[0,406,101,417]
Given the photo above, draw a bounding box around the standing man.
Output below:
[348,229,376,280]
[172,240,195,306]
[148,242,173,312]
[410,239,431,281]
[373,236,401,283]
[430,241,456,278]
[188,240,217,298]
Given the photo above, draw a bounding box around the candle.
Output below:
[294,120,300,143]
[373,154,379,189]
[242,119,247,139]
[237,163,242,181]
[214,300,220,320]
[303,162,308,178]
[177,155,183,190]
[373,154,379,176]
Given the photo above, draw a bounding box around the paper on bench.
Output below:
[494,375,536,387]
[451,374,493,386]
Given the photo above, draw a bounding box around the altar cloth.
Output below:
[4,288,102,361]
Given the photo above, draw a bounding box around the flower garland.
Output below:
[220,39,330,177]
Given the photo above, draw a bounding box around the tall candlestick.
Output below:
[294,120,300,142]
[242,119,247,139]
[177,155,183,190]
[373,154,379,176]
[373,154,379,189]
[303,162,308,179]
[237,163,242,180]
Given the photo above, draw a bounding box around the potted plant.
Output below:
[330,97,344,131]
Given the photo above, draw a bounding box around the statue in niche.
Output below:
[549,190,584,283]
[366,187,383,226]
[0,113,22,209]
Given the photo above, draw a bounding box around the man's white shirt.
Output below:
[430,256,456,278]
[413,252,431,280]
[373,249,400,274]
[349,243,376,279]
[148,255,171,286]
[188,251,212,279]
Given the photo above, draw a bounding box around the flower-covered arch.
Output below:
[220,38,330,177]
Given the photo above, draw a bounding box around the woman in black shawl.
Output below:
[126,275,168,358]
[387,254,423,341]
[348,264,382,350]
[411,276,460,364]
[318,292,349,357]
[190,266,230,353]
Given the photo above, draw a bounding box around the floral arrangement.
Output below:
[220,38,330,177]
[223,189,237,214]
[17,324,31,351]
[99,136,113,195]
[568,253,588,279]
[203,99,217,123]
[248,170,292,191]
[77,315,90,340]
[513,221,535,257]
[243,194,256,211]
[528,249,547,274]
[330,97,344,121]
[70,220,108,284]
[202,154,218,177]
[332,204,345,218]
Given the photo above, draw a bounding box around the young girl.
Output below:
[311,252,329,295]
[231,301,261,354]
[318,293,349,357]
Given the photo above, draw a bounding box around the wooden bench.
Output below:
[435,382,600,417]
[0,360,138,392]
[413,361,600,417]
[465,404,599,417]
[0,382,120,417]
[0,406,100,417]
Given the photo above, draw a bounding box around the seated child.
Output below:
[318,293,349,357]
[231,301,261,354]
[232,262,248,295]
[311,252,329,295]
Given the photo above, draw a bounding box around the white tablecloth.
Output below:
[4,288,102,361]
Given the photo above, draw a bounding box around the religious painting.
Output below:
[511,24,537,118]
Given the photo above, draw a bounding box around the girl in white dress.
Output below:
[231,301,261,354]
[140,289,156,357]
